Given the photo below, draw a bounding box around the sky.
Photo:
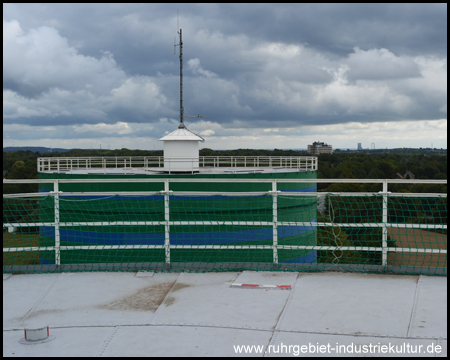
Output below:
[3,3,447,150]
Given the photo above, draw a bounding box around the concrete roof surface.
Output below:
[3,271,447,357]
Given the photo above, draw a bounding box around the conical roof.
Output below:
[159,127,204,142]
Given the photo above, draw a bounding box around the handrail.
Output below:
[37,156,318,172]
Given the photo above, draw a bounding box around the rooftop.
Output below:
[38,166,310,176]
[3,271,447,357]
[36,155,318,174]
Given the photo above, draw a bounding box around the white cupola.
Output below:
[159,127,204,173]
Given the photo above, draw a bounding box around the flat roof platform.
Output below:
[3,271,447,357]
[38,166,310,175]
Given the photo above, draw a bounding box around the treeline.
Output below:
[3,148,447,193]
[317,152,447,180]
[316,152,446,193]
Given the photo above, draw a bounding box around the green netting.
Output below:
[3,193,447,275]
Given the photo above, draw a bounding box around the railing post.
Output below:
[272,180,279,265]
[164,179,171,265]
[54,181,61,266]
[382,180,388,268]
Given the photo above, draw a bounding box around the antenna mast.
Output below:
[175,28,184,129]
[174,14,205,129]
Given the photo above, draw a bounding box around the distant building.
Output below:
[307,141,333,155]
[357,143,362,150]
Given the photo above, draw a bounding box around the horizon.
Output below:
[3,145,447,153]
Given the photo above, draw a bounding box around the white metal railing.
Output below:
[3,178,447,270]
[37,156,318,172]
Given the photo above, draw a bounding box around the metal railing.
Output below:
[37,156,318,172]
[3,178,446,274]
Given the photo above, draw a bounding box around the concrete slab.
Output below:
[276,273,419,337]
[407,276,447,339]
[3,274,62,329]
[150,272,291,330]
[98,325,273,357]
[3,327,112,357]
[7,272,179,329]
[265,332,446,357]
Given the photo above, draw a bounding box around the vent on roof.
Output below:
[19,326,55,345]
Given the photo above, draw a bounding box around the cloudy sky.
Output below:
[3,3,447,150]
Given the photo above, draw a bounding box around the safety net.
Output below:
[3,193,447,275]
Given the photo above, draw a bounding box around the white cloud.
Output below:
[2,19,172,125]
[345,47,421,81]
[72,122,133,135]
[188,58,217,78]
[3,119,447,150]
[200,129,215,136]
[3,20,126,97]
[3,18,23,40]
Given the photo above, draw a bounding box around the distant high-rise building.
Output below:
[357,143,362,150]
[307,141,333,155]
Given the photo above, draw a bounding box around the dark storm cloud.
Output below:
[2,3,447,147]
[211,3,447,58]
[5,4,446,70]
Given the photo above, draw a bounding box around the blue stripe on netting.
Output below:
[281,250,317,263]
[38,186,317,200]
[40,223,316,246]
[280,186,317,192]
